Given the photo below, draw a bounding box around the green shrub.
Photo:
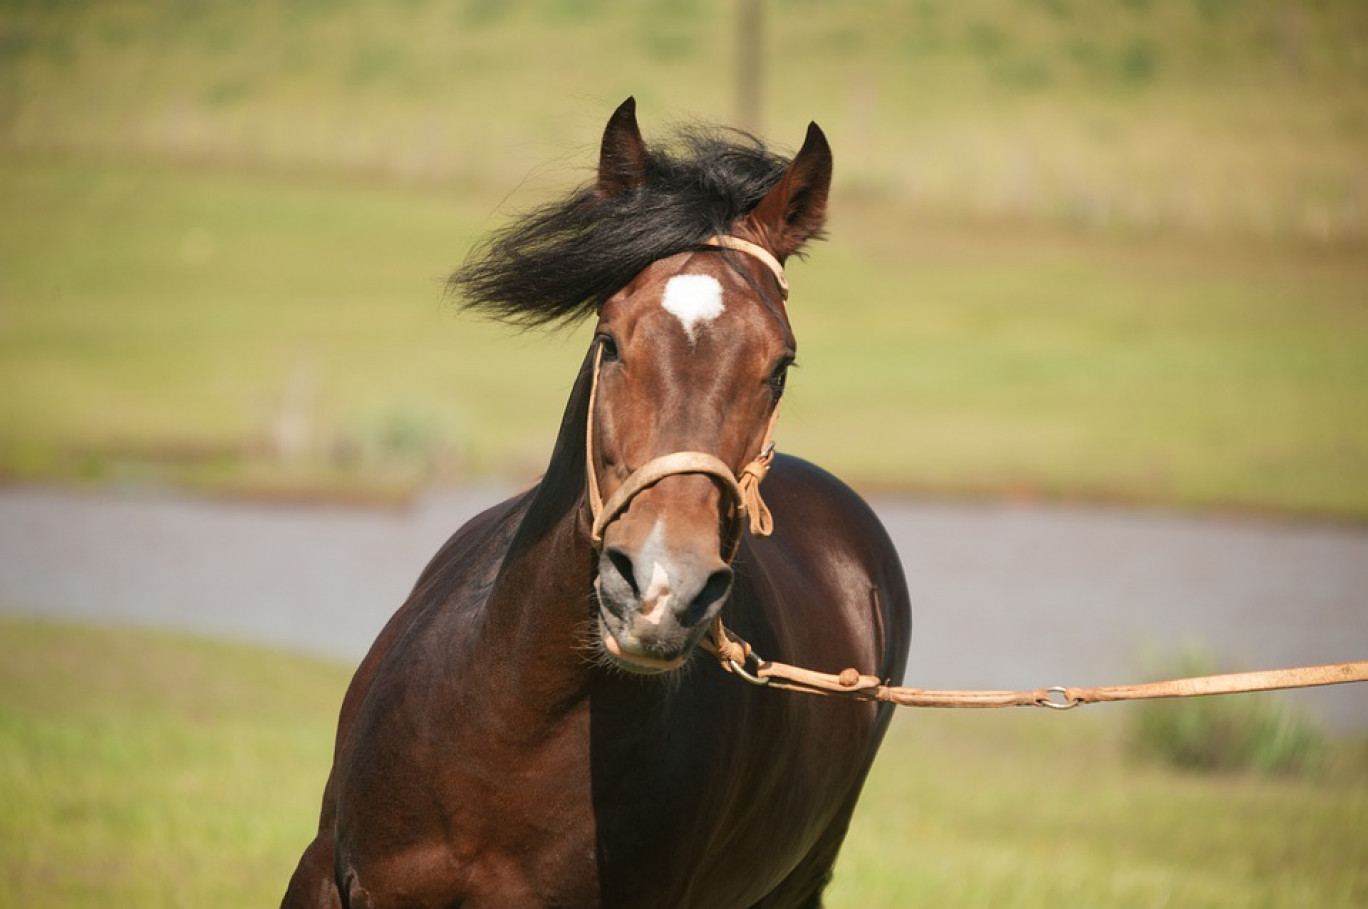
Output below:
[1128,646,1328,776]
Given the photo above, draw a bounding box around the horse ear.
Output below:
[742,122,832,261]
[597,97,650,199]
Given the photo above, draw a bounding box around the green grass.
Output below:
[1,0,1366,516]
[1,619,1364,907]
[0,156,594,490]
[830,709,1368,907]
[1129,647,1330,776]
[0,619,351,908]
[1,156,1365,516]
[789,218,1368,516]
[2,0,1365,243]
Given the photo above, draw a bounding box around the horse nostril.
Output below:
[683,567,733,627]
[604,547,640,599]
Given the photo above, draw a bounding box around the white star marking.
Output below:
[661,274,724,342]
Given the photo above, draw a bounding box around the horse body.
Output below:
[283,99,911,908]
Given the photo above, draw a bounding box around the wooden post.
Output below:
[737,0,762,133]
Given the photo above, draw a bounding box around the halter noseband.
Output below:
[584,235,785,559]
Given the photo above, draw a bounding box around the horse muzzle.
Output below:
[585,447,750,674]
[594,511,735,674]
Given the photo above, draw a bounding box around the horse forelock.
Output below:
[448,125,792,329]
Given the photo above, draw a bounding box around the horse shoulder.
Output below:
[335,490,533,749]
[299,492,548,896]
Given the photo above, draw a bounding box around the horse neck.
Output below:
[479,347,600,711]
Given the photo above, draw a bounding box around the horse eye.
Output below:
[599,335,620,363]
[768,360,792,396]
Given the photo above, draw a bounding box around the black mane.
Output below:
[449,125,791,328]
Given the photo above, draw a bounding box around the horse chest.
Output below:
[340,686,855,907]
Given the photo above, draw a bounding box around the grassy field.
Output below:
[1,156,1365,516]
[3,0,1365,243]
[1,0,1366,517]
[1,618,1364,907]
[0,620,350,908]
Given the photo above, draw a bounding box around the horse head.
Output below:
[586,98,832,674]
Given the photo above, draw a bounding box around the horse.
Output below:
[282,97,911,909]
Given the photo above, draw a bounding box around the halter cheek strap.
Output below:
[584,344,778,559]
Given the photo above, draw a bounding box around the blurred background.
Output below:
[1,0,1364,514]
[1,1,1366,906]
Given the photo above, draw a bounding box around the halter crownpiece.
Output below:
[701,236,789,301]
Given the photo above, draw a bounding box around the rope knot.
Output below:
[710,619,752,666]
[737,443,775,539]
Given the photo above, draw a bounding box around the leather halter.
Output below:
[703,235,789,300]
[584,236,786,559]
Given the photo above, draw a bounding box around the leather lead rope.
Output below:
[703,623,1368,710]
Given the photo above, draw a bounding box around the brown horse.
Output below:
[282,98,911,908]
